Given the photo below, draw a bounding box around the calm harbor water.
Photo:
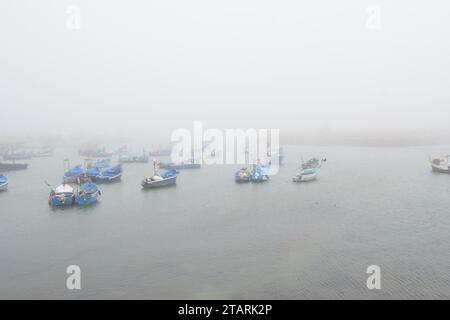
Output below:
[0,146,449,299]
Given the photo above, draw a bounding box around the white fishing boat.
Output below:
[429,156,450,174]
[293,159,326,182]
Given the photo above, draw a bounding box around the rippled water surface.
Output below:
[1,146,449,299]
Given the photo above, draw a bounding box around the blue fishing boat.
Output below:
[159,161,201,170]
[0,174,8,191]
[92,159,111,169]
[250,163,270,182]
[63,165,86,183]
[91,164,123,183]
[235,167,251,183]
[74,182,101,205]
[86,166,101,180]
[142,162,178,189]
[48,184,75,207]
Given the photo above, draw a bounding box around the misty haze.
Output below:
[0,1,449,302]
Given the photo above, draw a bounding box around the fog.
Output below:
[1,0,450,145]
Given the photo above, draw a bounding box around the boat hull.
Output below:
[92,173,122,183]
[0,163,29,171]
[431,164,450,174]
[142,176,177,188]
[293,171,320,182]
[49,194,74,207]
[0,182,8,191]
[75,193,99,205]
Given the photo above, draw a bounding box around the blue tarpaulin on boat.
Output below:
[160,169,178,179]
[64,166,84,177]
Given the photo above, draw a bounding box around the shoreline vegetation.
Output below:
[1,131,450,150]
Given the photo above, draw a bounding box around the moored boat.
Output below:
[92,158,111,169]
[0,162,29,171]
[293,159,326,182]
[148,148,172,157]
[159,161,201,170]
[74,182,101,205]
[142,162,178,189]
[32,149,53,158]
[3,151,33,161]
[0,174,8,191]
[235,167,251,183]
[429,156,450,174]
[48,184,75,207]
[91,164,123,183]
[63,165,86,184]
[250,163,270,182]
[118,153,149,163]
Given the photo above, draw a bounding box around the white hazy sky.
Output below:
[1,0,449,138]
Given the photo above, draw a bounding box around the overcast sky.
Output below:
[1,0,449,140]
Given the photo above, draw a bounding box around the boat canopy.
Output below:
[79,182,99,193]
[64,166,84,177]
[160,169,178,179]
[54,184,74,194]
[101,164,122,176]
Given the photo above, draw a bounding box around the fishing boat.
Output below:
[3,151,33,161]
[142,161,178,189]
[63,165,86,183]
[235,167,251,183]
[48,184,75,207]
[250,163,270,182]
[79,147,114,158]
[32,149,53,158]
[92,159,111,169]
[118,153,149,163]
[159,160,201,170]
[0,174,8,191]
[148,148,172,157]
[91,164,123,183]
[293,159,326,182]
[0,162,29,171]
[74,182,101,206]
[429,156,450,174]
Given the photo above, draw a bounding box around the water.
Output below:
[0,146,449,299]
